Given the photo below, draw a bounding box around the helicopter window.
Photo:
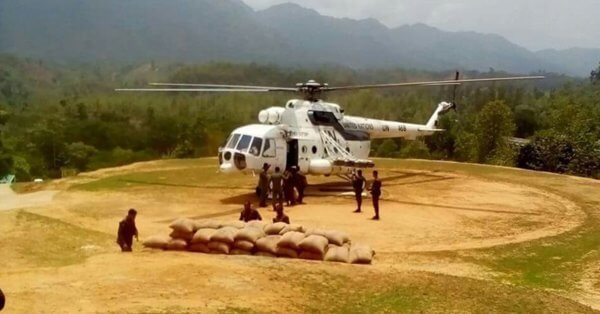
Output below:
[262,138,276,157]
[312,146,317,154]
[236,135,252,152]
[227,134,240,149]
[249,137,263,156]
[302,145,308,154]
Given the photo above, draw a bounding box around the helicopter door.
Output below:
[286,139,298,169]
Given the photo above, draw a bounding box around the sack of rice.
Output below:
[307,229,349,246]
[166,238,188,251]
[298,234,329,256]
[246,220,266,230]
[264,222,287,235]
[221,221,246,229]
[191,228,217,244]
[235,226,265,243]
[142,235,170,249]
[277,231,305,250]
[169,218,195,234]
[299,251,324,261]
[233,240,255,251]
[255,235,281,254]
[278,224,305,235]
[169,230,193,241]
[207,241,231,254]
[349,243,375,264]
[276,246,299,258]
[255,251,276,258]
[231,249,252,255]
[324,245,350,263]
[188,243,210,253]
[210,226,238,244]
[193,219,222,231]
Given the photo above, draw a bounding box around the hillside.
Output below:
[0,0,598,76]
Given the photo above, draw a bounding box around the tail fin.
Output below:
[426,102,455,129]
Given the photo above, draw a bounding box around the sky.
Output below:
[243,0,600,51]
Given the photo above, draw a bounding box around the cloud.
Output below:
[242,0,600,50]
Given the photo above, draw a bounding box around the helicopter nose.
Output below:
[219,162,236,173]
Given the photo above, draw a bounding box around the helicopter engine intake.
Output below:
[258,107,286,124]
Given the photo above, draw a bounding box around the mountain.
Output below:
[0,0,598,76]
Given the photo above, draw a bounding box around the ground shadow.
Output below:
[120,179,251,190]
[385,199,541,216]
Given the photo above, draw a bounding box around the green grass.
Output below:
[10,210,114,267]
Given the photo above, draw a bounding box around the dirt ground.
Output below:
[0,158,598,313]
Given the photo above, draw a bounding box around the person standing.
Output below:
[270,167,284,206]
[293,166,308,204]
[282,168,296,206]
[368,171,382,220]
[117,208,139,252]
[352,170,366,213]
[258,163,270,207]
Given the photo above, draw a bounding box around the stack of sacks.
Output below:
[142,234,171,250]
[324,244,350,263]
[166,218,195,251]
[298,234,329,260]
[349,243,375,264]
[207,226,238,254]
[255,235,281,257]
[188,228,215,253]
[232,224,265,255]
[276,231,305,258]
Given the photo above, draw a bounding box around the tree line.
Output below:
[0,56,598,180]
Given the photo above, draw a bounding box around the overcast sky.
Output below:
[243,0,600,51]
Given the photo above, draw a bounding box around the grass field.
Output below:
[1,158,599,313]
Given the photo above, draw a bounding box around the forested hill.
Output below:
[0,0,599,76]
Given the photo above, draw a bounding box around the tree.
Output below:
[66,142,98,171]
[474,100,516,164]
[0,108,13,177]
[591,62,600,84]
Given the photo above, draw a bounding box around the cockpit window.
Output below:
[236,135,252,152]
[249,137,263,156]
[227,134,240,149]
[262,138,276,157]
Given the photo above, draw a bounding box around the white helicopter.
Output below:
[118,73,543,178]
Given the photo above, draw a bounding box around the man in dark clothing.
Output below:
[270,166,284,206]
[0,287,5,311]
[258,163,270,207]
[272,203,290,224]
[117,208,138,252]
[239,201,262,222]
[282,168,296,206]
[369,171,382,220]
[352,170,366,213]
[292,167,307,204]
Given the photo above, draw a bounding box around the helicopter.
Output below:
[118,73,543,178]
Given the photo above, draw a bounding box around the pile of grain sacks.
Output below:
[143,218,375,264]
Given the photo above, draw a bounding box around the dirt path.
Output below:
[0,184,58,211]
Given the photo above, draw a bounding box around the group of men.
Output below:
[239,200,290,224]
[351,170,382,220]
[258,163,307,208]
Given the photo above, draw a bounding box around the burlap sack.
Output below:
[231,249,252,255]
[235,226,265,243]
[221,221,246,229]
[233,240,255,251]
[299,251,324,261]
[210,226,238,244]
[193,219,222,231]
[142,235,170,249]
[264,222,287,235]
[246,220,266,230]
[307,229,349,246]
[277,231,305,250]
[169,230,193,241]
[349,243,375,264]
[188,243,210,253]
[278,224,305,235]
[255,235,281,254]
[166,238,188,251]
[276,246,299,258]
[324,245,350,263]
[191,228,217,244]
[207,241,231,254]
[255,251,276,258]
[169,218,195,234]
[298,234,329,255]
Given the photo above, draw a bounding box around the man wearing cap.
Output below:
[117,208,139,252]
[258,163,270,207]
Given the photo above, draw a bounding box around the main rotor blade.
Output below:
[150,82,297,91]
[325,76,544,91]
[115,88,271,92]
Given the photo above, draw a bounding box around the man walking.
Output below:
[117,208,139,252]
[270,166,284,206]
[369,171,382,220]
[352,170,366,213]
[293,166,307,204]
[258,163,270,207]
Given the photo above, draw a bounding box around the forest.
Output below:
[0,54,598,180]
